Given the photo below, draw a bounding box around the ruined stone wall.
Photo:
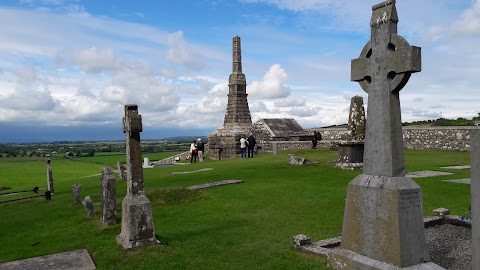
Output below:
[310,126,474,151]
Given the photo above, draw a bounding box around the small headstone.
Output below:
[72,184,82,204]
[46,157,54,194]
[143,157,153,168]
[293,234,311,248]
[83,196,95,217]
[116,161,126,181]
[100,168,116,225]
[433,208,450,217]
[272,142,278,155]
[117,105,160,249]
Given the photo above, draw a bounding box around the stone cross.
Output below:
[117,104,160,249]
[72,184,82,205]
[46,157,54,194]
[351,0,421,177]
[471,129,480,269]
[100,167,116,225]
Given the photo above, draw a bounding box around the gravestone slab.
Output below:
[289,156,317,165]
[406,170,453,178]
[442,178,471,184]
[171,168,214,175]
[100,167,116,225]
[117,105,160,249]
[72,184,82,205]
[440,165,470,170]
[0,249,96,270]
[186,180,244,190]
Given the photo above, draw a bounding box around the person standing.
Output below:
[240,135,247,158]
[247,133,256,158]
[312,131,318,149]
[196,138,205,163]
[189,140,198,163]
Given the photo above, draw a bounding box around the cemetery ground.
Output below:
[0,149,471,269]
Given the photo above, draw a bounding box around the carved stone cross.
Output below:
[351,0,421,177]
[123,104,144,195]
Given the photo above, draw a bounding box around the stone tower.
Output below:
[224,36,252,127]
[208,36,253,160]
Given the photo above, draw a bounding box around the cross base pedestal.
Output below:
[339,174,433,268]
[117,194,160,249]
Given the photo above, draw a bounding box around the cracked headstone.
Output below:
[100,167,116,225]
[116,104,160,249]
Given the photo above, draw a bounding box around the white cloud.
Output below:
[450,0,480,35]
[248,64,290,99]
[166,31,205,71]
[274,97,306,107]
[58,47,121,73]
[288,106,319,117]
[250,101,268,113]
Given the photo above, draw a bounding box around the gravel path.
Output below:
[426,223,471,269]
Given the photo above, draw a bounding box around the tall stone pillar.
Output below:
[471,129,480,269]
[101,167,117,225]
[117,104,160,249]
[208,36,253,160]
[328,1,443,269]
[46,157,54,194]
[337,96,366,169]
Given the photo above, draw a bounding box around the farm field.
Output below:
[0,149,471,269]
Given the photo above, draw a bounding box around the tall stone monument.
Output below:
[336,96,366,169]
[100,167,117,225]
[46,157,54,194]
[117,105,160,249]
[328,1,443,269]
[208,36,253,160]
[471,129,480,269]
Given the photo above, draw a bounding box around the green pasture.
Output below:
[0,149,471,269]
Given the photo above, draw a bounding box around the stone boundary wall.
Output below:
[311,126,476,152]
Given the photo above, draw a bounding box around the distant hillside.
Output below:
[161,136,208,143]
[403,115,480,126]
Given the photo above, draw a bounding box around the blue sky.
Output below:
[0,0,479,142]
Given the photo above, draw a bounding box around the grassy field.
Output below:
[0,149,471,269]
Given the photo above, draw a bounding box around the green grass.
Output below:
[0,149,472,269]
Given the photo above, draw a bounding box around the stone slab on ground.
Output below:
[288,156,318,165]
[405,170,453,178]
[439,165,470,170]
[0,249,96,270]
[171,168,214,175]
[442,178,471,184]
[186,180,244,190]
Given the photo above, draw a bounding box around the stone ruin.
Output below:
[336,96,366,169]
[117,104,160,249]
[208,36,252,160]
[327,1,440,269]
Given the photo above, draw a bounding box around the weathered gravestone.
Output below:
[337,95,366,169]
[100,168,116,225]
[72,184,82,205]
[83,196,95,217]
[327,1,443,269]
[471,129,480,269]
[117,161,126,181]
[117,105,160,249]
[46,157,54,194]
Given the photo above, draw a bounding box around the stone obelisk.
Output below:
[328,1,443,269]
[117,104,160,249]
[208,36,253,160]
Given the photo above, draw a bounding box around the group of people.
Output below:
[189,138,205,163]
[239,134,256,158]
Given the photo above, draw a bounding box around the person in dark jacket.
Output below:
[247,134,256,158]
[196,138,205,163]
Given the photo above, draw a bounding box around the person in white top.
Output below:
[189,141,198,163]
[239,135,248,158]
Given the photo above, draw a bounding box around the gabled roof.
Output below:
[256,118,304,137]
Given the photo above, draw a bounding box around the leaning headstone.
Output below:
[72,184,82,204]
[116,161,126,181]
[83,196,95,217]
[46,157,54,194]
[100,168,116,225]
[471,129,480,269]
[328,1,442,269]
[117,104,160,249]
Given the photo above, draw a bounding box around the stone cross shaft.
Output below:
[351,0,421,177]
[123,104,144,195]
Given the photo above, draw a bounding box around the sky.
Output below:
[0,0,479,142]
